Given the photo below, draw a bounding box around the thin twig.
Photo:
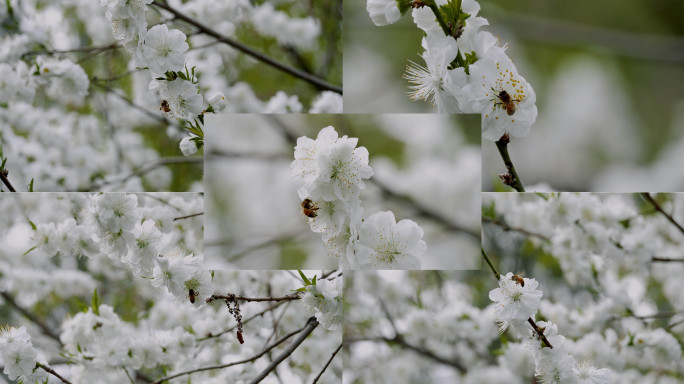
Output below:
[641,193,684,235]
[483,216,550,241]
[527,318,553,349]
[494,133,525,192]
[207,293,301,304]
[82,156,202,191]
[36,362,72,384]
[197,300,291,342]
[370,178,480,241]
[151,0,342,94]
[652,257,684,262]
[381,335,466,373]
[0,169,17,192]
[480,248,501,281]
[0,292,62,346]
[152,322,310,384]
[311,343,342,384]
[173,212,204,221]
[248,317,319,384]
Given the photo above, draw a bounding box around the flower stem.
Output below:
[527,318,554,349]
[427,3,452,37]
[641,193,684,235]
[495,133,525,192]
[36,362,73,384]
[480,248,500,280]
[0,168,16,192]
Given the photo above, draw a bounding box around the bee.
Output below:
[160,100,171,113]
[237,330,244,344]
[496,90,516,116]
[188,289,197,304]
[301,198,319,218]
[511,274,525,287]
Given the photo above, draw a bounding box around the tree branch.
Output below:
[483,216,550,241]
[152,321,311,384]
[207,293,301,304]
[151,1,342,94]
[641,193,684,235]
[0,168,17,192]
[36,362,72,384]
[0,291,62,346]
[494,133,525,192]
[311,342,342,384]
[173,212,203,221]
[248,317,319,384]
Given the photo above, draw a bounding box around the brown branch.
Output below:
[173,212,203,221]
[0,168,17,192]
[248,317,319,384]
[379,335,466,373]
[0,292,62,346]
[207,293,301,304]
[483,216,550,241]
[197,300,291,342]
[151,0,341,94]
[641,193,684,235]
[527,318,553,349]
[311,342,342,384]
[652,257,684,262]
[36,362,72,384]
[152,321,310,384]
[495,133,525,192]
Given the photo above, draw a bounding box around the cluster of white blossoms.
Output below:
[300,275,343,331]
[366,0,537,140]
[26,193,210,306]
[291,126,427,269]
[0,327,46,383]
[489,272,611,384]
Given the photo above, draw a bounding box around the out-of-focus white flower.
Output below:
[535,348,577,384]
[574,361,611,384]
[179,135,199,156]
[0,62,35,103]
[366,0,401,26]
[633,328,682,370]
[84,193,140,258]
[141,25,188,74]
[465,50,537,141]
[264,91,302,113]
[489,272,543,326]
[38,58,90,106]
[309,91,343,113]
[356,211,426,269]
[158,78,203,119]
[252,3,320,50]
[291,126,374,203]
[124,219,162,275]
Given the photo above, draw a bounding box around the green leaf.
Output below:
[312,275,317,286]
[28,220,36,231]
[91,288,100,316]
[22,246,36,256]
[27,178,34,192]
[298,270,311,285]
[1,157,6,170]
